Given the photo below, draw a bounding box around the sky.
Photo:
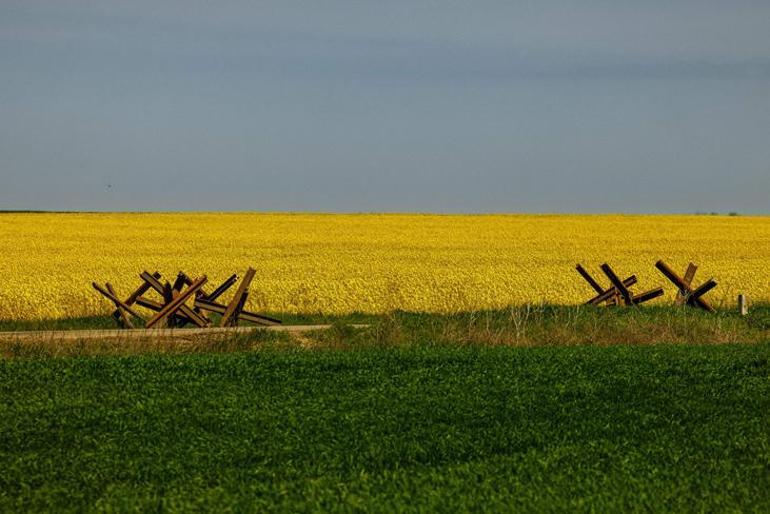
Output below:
[1,0,769,213]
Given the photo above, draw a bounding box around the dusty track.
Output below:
[0,325,367,343]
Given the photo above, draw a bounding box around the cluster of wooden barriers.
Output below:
[93,259,725,330]
[93,268,281,329]
[576,260,717,312]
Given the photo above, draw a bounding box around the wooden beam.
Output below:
[687,279,717,312]
[586,276,637,305]
[683,263,697,287]
[220,268,256,327]
[93,282,144,319]
[177,272,212,324]
[179,272,209,298]
[676,263,698,305]
[139,271,209,327]
[195,298,281,326]
[111,271,162,321]
[106,283,135,328]
[171,273,186,294]
[655,260,714,312]
[229,291,249,326]
[134,296,163,311]
[576,264,604,295]
[140,271,171,297]
[137,295,217,325]
[600,264,633,306]
[162,282,174,327]
[655,260,690,295]
[203,274,238,303]
[145,276,208,329]
[183,272,239,302]
[632,288,665,305]
[125,271,161,306]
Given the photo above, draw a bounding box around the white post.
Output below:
[738,294,748,316]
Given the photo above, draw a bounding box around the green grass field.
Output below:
[2,342,770,512]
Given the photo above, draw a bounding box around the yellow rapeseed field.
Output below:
[0,213,768,320]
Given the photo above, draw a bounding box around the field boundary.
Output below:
[0,324,368,342]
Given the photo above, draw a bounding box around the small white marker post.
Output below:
[738,294,748,316]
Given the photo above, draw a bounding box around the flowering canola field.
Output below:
[0,213,768,320]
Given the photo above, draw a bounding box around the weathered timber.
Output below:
[577,264,638,306]
[220,268,256,327]
[183,272,239,303]
[676,263,698,305]
[194,298,281,326]
[139,271,209,327]
[576,264,604,295]
[162,282,177,328]
[686,279,717,311]
[96,268,280,329]
[145,276,208,329]
[105,282,134,329]
[92,282,144,319]
[655,260,715,312]
[110,271,161,322]
[632,288,665,305]
[134,296,164,311]
[586,276,638,305]
[125,271,161,306]
[172,273,186,294]
[600,264,634,306]
[177,272,213,324]
[202,274,238,303]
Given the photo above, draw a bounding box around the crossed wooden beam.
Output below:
[655,260,716,312]
[577,260,718,310]
[93,267,281,329]
[576,263,664,306]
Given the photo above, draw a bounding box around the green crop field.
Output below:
[2,342,770,512]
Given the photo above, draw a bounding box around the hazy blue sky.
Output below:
[2,1,769,213]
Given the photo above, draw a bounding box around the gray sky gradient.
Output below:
[2,0,769,213]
